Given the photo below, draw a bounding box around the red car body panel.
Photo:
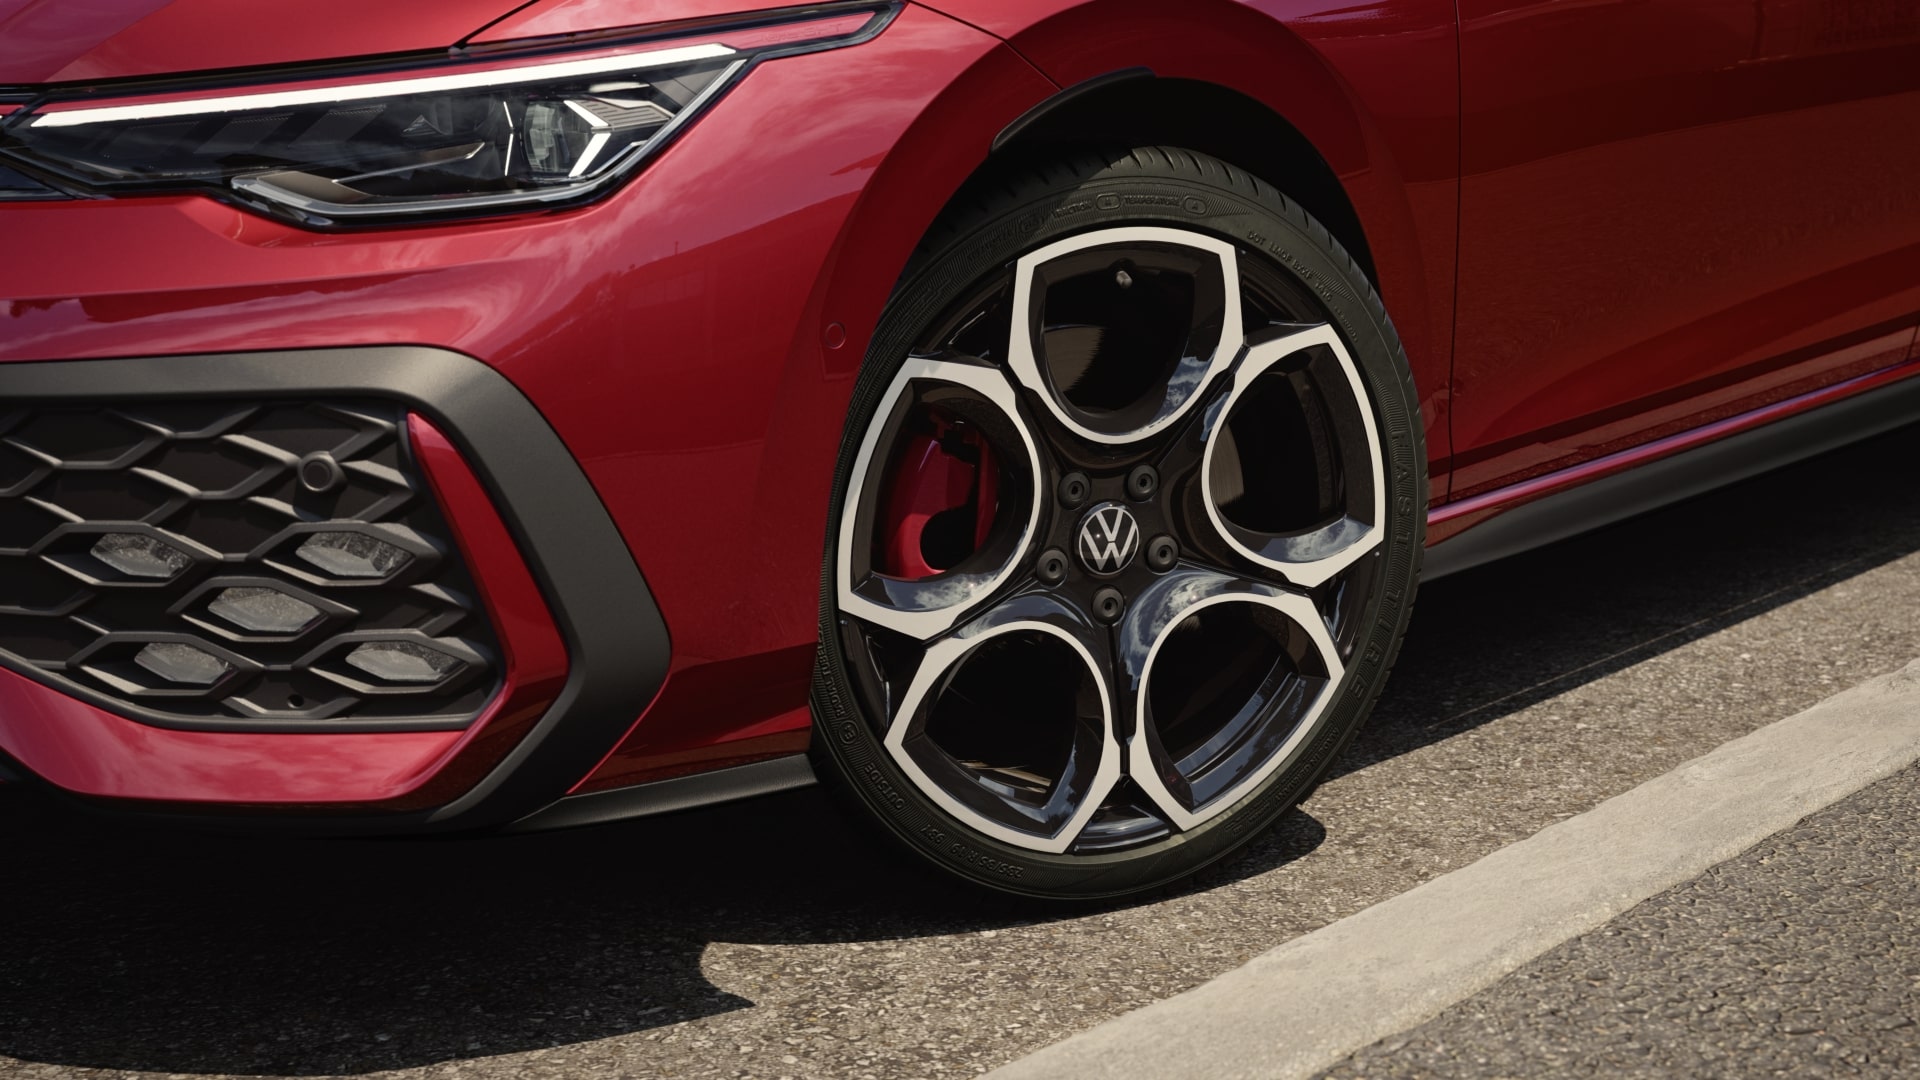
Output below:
[2,0,1918,819]
[0,666,466,803]
[0,0,525,83]
[472,0,794,43]
[1428,342,1920,544]
[1449,0,1920,498]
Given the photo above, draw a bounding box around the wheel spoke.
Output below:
[1197,322,1386,588]
[835,354,1045,641]
[1117,565,1344,831]
[881,590,1123,854]
[1005,226,1245,445]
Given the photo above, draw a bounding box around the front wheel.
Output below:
[812,147,1424,900]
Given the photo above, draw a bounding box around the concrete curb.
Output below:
[986,657,1920,1080]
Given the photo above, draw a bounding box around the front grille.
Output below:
[0,398,501,729]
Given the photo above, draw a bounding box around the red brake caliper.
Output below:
[877,413,999,579]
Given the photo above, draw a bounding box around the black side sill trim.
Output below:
[506,755,818,833]
[992,67,1155,153]
[0,347,670,832]
[1425,370,1920,581]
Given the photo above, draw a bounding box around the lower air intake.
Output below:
[0,398,501,730]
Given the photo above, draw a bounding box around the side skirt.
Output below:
[1425,367,1920,581]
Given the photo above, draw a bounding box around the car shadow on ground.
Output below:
[3,423,1916,1076]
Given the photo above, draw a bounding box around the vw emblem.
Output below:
[1077,502,1141,575]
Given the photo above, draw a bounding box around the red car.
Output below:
[2,0,1916,899]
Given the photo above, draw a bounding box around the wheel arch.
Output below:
[917,0,1447,377]
[988,71,1379,292]
[773,0,1448,688]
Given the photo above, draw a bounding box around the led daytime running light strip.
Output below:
[28,43,737,129]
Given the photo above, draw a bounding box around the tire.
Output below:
[811,146,1424,900]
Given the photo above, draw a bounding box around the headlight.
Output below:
[0,5,892,224]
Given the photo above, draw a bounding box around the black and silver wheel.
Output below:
[812,148,1424,899]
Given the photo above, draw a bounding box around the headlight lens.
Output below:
[0,7,890,223]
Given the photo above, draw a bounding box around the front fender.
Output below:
[918,0,1460,452]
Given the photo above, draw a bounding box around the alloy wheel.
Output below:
[831,223,1388,857]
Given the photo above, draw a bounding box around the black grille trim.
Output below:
[0,347,670,832]
[0,398,502,731]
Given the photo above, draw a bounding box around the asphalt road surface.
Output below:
[1320,763,1920,1079]
[5,423,1920,1080]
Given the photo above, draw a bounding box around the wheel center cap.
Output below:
[1077,502,1141,575]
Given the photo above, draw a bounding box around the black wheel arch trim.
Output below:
[991,67,1156,154]
[0,346,670,832]
[1425,369,1920,581]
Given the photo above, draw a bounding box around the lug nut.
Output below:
[1059,471,1091,509]
[1036,548,1069,585]
[1146,535,1179,572]
[1092,586,1126,624]
[1126,464,1158,500]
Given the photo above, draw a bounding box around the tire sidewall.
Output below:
[812,156,1424,900]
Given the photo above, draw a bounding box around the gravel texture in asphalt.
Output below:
[1319,763,1920,1080]
[4,423,1920,1080]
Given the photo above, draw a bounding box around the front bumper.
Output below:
[0,4,1054,827]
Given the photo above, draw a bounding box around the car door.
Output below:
[1449,0,1920,499]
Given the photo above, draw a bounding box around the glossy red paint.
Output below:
[0,0,523,84]
[1449,0,1920,499]
[1431,337,1920,545]
[472,0,793,43]
[1449,319,1920,504]
[0,663,465,804]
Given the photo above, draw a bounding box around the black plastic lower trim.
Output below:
[0,347,671,831]
[506,755,818,832]
[1425,371,1920,581]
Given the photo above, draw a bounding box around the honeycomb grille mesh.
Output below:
[0,399,501,729]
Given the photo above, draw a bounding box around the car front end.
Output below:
[0,0,1042,831]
